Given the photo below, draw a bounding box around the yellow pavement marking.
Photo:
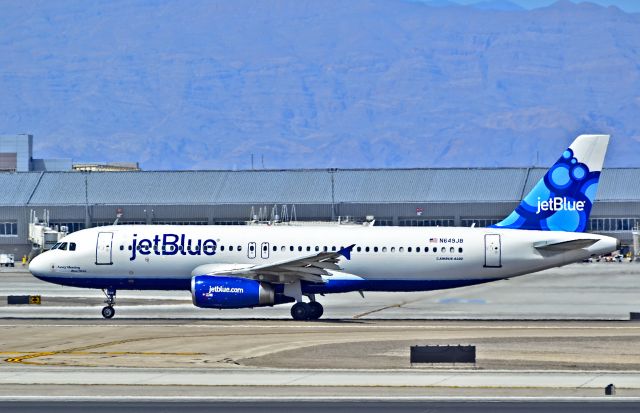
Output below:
[3,335,205,365]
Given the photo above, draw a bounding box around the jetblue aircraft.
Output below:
[29,135,619,320]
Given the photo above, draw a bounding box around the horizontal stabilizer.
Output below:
[533,239,598,251]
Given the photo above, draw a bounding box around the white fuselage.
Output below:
[29,224,618,293]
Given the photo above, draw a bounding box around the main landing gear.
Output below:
[290,298,324,321]
[101,288,116,319]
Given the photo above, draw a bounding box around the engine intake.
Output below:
[191,275,275,309]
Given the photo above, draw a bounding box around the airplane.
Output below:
[28,134,619,320]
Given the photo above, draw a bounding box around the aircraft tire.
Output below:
[290,302,310,321]
[101,306,115,319]
[308,301,324,320]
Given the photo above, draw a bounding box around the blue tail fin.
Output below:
[492,134,610,232]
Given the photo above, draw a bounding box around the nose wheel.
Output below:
[101,305,115,319]
[101,288,116,319]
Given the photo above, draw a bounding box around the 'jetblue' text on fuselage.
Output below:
[130,233,217,261]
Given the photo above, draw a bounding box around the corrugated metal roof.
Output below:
[23,170,333,205]
[215,170,331,204]
[521,168,640,201]
[596,169,640,201]
[3,168,640,206]
[87,171,229,205]
[0,172,43,205]
[334,169,529,202]
[28,172,87,205]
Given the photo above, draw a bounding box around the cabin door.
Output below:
[484,234,502,268]
[96,232,113,265]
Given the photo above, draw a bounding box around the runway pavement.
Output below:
[1,399,640,413]
[1,263,640,403]
[1,262,640,320]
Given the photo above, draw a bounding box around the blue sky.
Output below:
[444,0,640,12]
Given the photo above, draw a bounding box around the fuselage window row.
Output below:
[117,244,463,254]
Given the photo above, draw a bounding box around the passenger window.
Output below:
[441,247,446,253]
[306,246,311,252]
[290,246,294,251]
[323,246,328,252]
[60,242,68,251]
[408,247,412,253]
[273,246,277,252]
[382,247,387,252]
[229,246,234,252]
[399,247,404,252]
[373,247,378,252]
[128,245,132,251]
[424,246,429,253]
[458,247,463,253]
[432,247,437,253]
[238,245,242,251]
[450,247,455,253]
[281,246,285,252]
[315,246,320,252]
[69,243,77,251]
[391,247,395,253]
[221,246,225,251]
[298,246,302,252]
[250,245,255,251]
[357,247,362,252]
[120,245,124,251]
[331,246,336,252]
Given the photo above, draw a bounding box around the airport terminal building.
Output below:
[0,168,639,256]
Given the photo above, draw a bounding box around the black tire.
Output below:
[290,302,310,321]
[101,306,115,319]
[308,301,324,320]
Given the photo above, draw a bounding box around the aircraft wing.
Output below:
[191,244,355,284]
[533,239,598,251]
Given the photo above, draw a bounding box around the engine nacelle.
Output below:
[191,275,275,309]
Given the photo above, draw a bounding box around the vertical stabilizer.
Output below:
[492,134,610,232]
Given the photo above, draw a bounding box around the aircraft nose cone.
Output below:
[28,254,48,277]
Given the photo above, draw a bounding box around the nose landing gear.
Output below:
[101,288,116,319]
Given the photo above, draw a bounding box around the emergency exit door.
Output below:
[261,242,269,259]
[96,232,113,265]
[484,234,502,268]
[248,242,257,259]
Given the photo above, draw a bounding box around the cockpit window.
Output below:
[59,242,68,251]
[69,242,77,251]
[51,243,60,250]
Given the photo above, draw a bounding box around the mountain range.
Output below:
[1,0,639,170]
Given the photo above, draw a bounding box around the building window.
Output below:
[460,218,501,228]
[51,222,85,233]
[588,218,640,232]
[0,222,17,236]
[398,218,454,227]
[93,221,145,227]
[212,220,246,225]
[154,220,208,225]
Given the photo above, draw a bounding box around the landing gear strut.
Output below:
[290,297,324,321]
[101,288,116,319]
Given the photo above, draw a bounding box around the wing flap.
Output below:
[191,244,355,284]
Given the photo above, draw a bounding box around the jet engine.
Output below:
[191,275,284,309]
